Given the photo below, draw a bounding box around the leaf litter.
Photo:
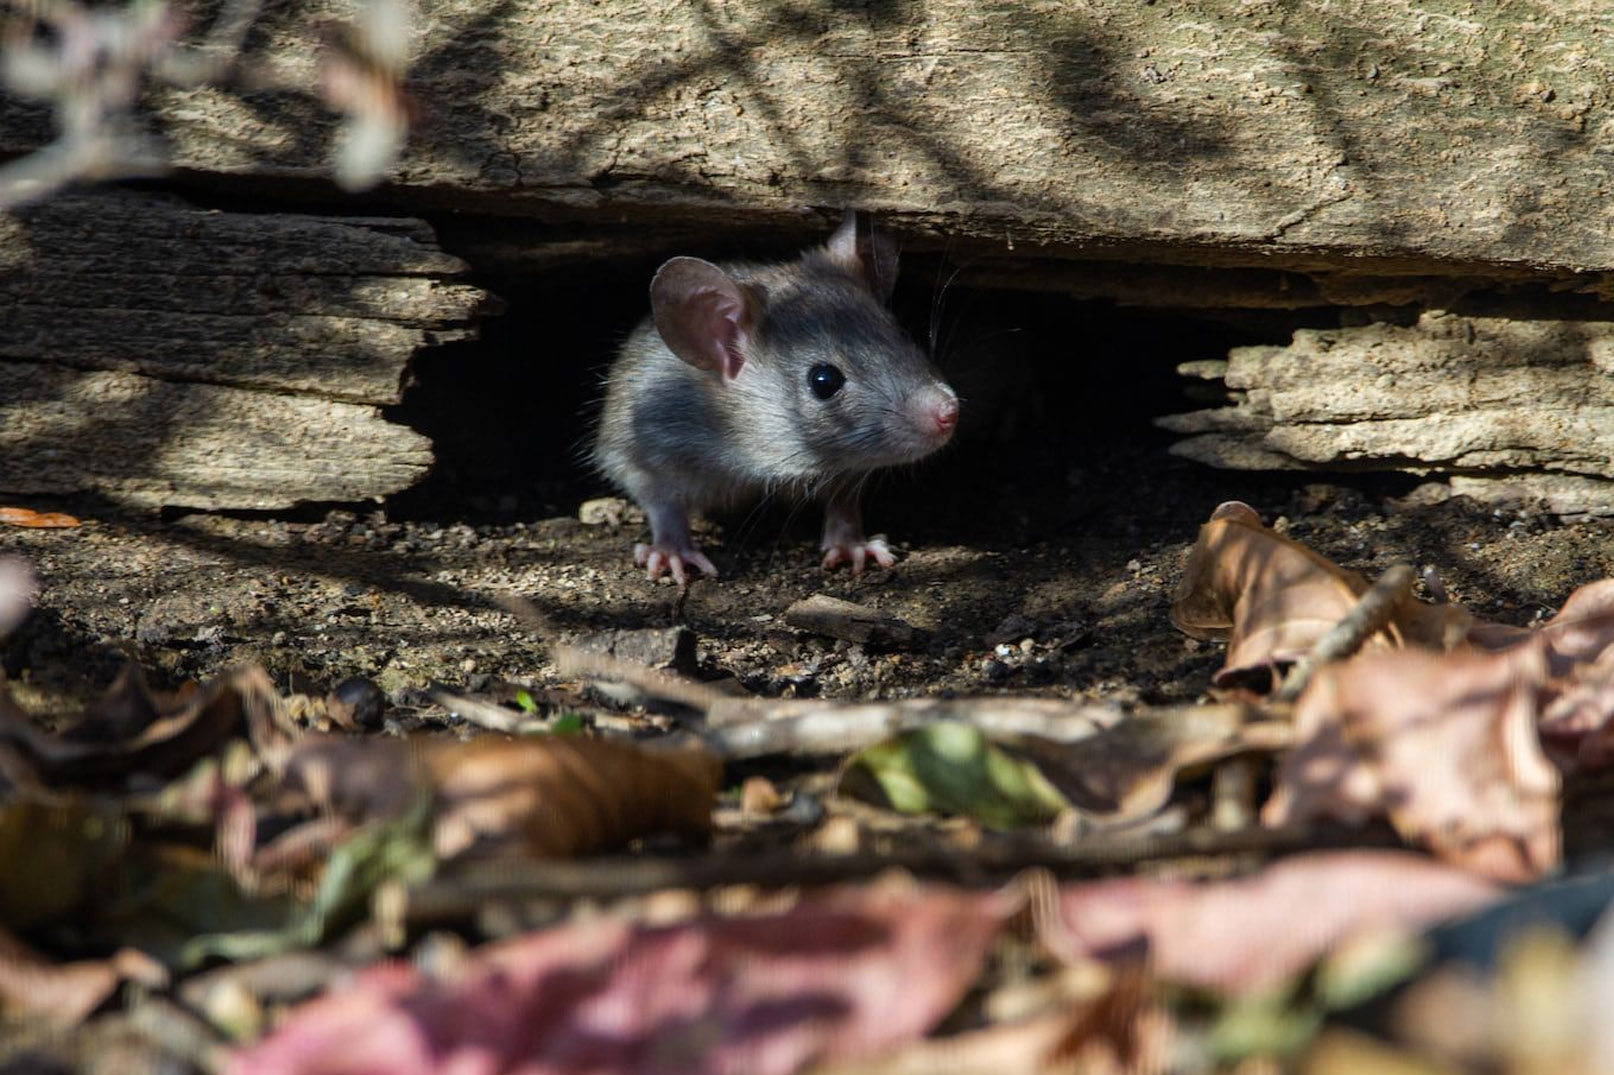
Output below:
[6,494,1614,1072]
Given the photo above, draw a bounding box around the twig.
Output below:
[1273,563,1416,704]
[427,687,541,735]
[703,697,1125,759]
[552,644,736,712]
[401,822,1403,914]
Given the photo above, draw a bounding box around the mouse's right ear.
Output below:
[650,257,754,381]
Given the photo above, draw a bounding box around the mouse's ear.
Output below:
[650,257,755,380]
[824,210,899,304]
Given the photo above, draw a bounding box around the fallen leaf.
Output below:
[0,928,165,1028]
[1303,1028,1457,1075]
[1016,704,1287,823]
[1262,647,1561,881]
[282,733,720,859]
[229,884,1008,1075]
[0,665,299,790]
[1172,501,1467,689]
[1534,578,1614,674]
[0,797,129,929]
[0,506,81,528]
[812,1012,1082,1075]
[1045,851,1500,996]
[1049,965,1177,1075]
[841,721,1070,829]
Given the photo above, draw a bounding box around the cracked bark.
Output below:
[4,0,1610,282]
[0,190,489,511]
[1159,309,1614,515]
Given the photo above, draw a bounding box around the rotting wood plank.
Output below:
[0,190,488,510]
[1158,310,1614,515]
[2,1,1608,282]
[0,366,435,512]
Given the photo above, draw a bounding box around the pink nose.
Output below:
[932,396,959,435]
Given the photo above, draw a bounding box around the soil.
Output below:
[8,292,1614,1073]
[3,266,1612,779]
[3,439,1608,736]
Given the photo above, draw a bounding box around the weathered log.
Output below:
[0,190,488,510]
[1,1,1607,287]
[1158,310,1614,515]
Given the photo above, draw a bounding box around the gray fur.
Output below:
[592,215,958,576]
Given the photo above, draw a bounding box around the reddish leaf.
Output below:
[229,885,1007,1075]
[1045,851,1499,996]
[1263,647,1561,881]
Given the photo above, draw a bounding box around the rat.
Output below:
[592,211,960,584]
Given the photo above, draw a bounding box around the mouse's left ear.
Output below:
[651,257,755,381]
[825,210,899,304]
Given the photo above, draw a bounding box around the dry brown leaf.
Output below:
[1534,579,1614,673]
[283,734,720,859]
[810,1012,1081,1075]
[1044,851,1499,996]
[1464,578,1614,768]
[1049,965,1176,1075]
[1263,647,1561,881]
[0,506,81,528]
[0,927,166,1028]
[0,665,298,789]
[1016,704,1288,823]
[1172,501,1467,689]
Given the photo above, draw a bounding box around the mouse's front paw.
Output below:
[821,535,896,574]
[634,542,718,585]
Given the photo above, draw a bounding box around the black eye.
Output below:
[807,363,845,400]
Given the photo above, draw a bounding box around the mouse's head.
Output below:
[649,212,959,482]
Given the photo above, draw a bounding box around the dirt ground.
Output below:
[9,268,1611,751]
[4,434,1609,743]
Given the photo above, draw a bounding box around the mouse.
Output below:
[592,211,960,584]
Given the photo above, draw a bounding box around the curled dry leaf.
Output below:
[0,927,166,1028]
[1528,580,1614,765]
[0,664,299,789]
[229,884,1008,1075]
[283,734,719,859]
[1017,704,1287,825]
[1045,851,1500,997]
[1263,647,1561,882]
[1172,501,1468,688]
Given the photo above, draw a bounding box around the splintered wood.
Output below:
[1160,310,1614,515]
[0,190,489,511]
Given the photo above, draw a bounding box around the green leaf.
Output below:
[1315,931,1430,1010]
[844,721,1070,829]
[548,712,584,736]
[514,690,538,714]
[1205,992,1321,1061]
[180,797,436,967]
